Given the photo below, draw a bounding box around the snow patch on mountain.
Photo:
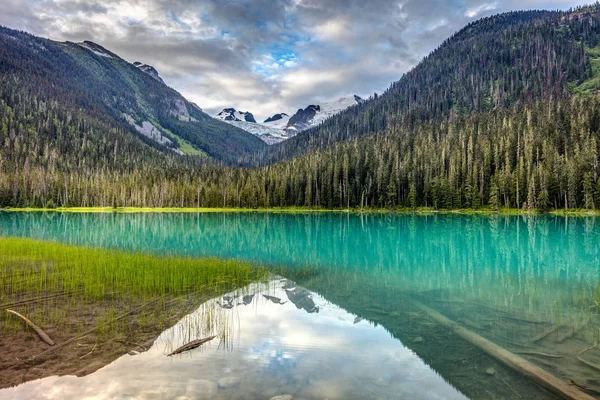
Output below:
[262,113,291,130]
[225,120,290,145]
[213,95,364,145]
[77,41,114,58]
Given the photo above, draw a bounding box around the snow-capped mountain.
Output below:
[213,95,364,145]
[132,61,165,84]
[216,108,257,123]
[215,108,290,144]
[286,95,364,134]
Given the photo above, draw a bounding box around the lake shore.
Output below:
[2,206,599,216]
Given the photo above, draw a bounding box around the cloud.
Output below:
[465,2,498,18]
[0,0,592,120]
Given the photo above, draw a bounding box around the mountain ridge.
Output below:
[214,95,364,144]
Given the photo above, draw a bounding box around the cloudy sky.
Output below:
[0,0,592,120]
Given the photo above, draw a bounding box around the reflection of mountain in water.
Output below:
[214,278,319,314]
[284,283,319,314]
[242,294,254,305]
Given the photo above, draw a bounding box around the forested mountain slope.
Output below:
[0,26,265,167]
[258,6,600,164]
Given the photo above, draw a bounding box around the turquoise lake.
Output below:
[1,212,600,399]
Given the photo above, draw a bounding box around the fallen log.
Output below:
[412,301,594,400]
[167,335,217,356]
[6,309,55,346]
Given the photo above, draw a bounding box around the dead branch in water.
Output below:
[557,322,587,343]
[531,325,561,343]
[412,301,594,400]
[515,351,563,359]
[79,343,97,359]
[569,379,600,396]
[0,289,85,309]
[167,336,216,356]
[577,342,600,372]
[501,315,546,325]
[6,309,55,346]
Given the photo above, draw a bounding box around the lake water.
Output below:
[1,212,600,399]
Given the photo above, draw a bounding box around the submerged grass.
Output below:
[0,237,267,341]
[0,238,264,301]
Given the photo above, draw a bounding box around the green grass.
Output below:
[177,139,206,156]
[0,237,277,370]
[152,121,207,156]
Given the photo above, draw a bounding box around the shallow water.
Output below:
[1,212,600,399]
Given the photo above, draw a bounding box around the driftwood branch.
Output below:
[6,309,55,346]
[79,343,97,359]
[515,351,563,359]
[167,335,216,356]
[577,342,600,372]
[412,301,594,400]
[531,324,561,343]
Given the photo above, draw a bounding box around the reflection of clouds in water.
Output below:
[1,279,467,400]
[248,341,298,374]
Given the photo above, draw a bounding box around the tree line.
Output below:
[3,94,600,211]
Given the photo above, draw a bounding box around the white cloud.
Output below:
[465,2,498,18]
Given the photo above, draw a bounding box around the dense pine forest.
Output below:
[3,6,600,210]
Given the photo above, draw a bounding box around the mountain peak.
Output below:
[263,113,289,123]
[284,95,363,133]
[216,108,257,123]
